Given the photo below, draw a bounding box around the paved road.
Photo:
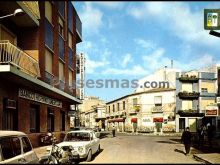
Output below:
[81,135,202,164]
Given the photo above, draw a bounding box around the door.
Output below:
[179,118,185,132]
[0,137,24,164]
[21,136,39,163]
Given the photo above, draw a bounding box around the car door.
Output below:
[21,136,39,164]
[91,132,99,154]
[0,136,24,164]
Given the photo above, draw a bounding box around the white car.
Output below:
[0,131,39,164]
[57,130,101,162]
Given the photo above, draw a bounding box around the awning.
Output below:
[108,118,125,123]
[153,117,163,122]
[131,118,137,123]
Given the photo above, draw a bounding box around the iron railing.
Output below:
[0,40,40,77]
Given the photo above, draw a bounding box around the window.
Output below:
[68,32,73,49]
[59,35,64,60]
[30,105,40,133]
[182,83,193,92]
[68,48,73,69]
[113,105,115,112]
[154,96,162,106]
[201,88,208,93]
[0,137,21,160]
[117,103,120,111]
[123,101,125,110]
[45,19,53,50]
[21,137,32,153]
[58,1,65,18]
[69,70,73,86]
[182,100,193,110]
[68,1,73,32]
[58,16,64,37]
[45,1,52,24]
[60,111,65,131]
[47,108,54,132]
[59,61,65,81]
[133,98,138,106]
[108,106,110,113]
[45,48,53,74]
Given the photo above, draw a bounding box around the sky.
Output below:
[73,1,220,102]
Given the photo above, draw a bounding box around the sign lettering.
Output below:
[19,88,62,108]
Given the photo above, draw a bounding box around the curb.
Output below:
[193,155,212,164]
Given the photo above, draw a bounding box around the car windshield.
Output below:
[64,132,90,142]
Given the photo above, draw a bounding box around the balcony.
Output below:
[178,91,200,99]
[179,75,199,83]
[178,110,204,117]
[152,106,163,113]
[0,40,40,78]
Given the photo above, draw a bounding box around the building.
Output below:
[0,1,82,147]
[79,96,106,129]
[106,88,176,133]
[175,69,217,132]
[76,53,85,100]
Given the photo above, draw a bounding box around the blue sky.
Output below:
[73,2,220,102]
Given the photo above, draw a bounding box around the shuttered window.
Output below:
[45,1,52,24]
[45,49,53,74]
[69,70,73,86]
[182,100,193,110]
[182,83,193,92]
[59,61,64,81]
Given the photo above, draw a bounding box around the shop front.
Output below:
[0,70,81,147]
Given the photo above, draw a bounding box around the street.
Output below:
[80,135,202,164]
[34,134,203,164]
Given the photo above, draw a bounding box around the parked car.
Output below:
[0,131,39,164]
[55,130,101,162]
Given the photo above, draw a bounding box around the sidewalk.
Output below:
[193,153,220,164]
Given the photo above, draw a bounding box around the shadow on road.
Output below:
[91,149,104,161]
[156,140,178,144]
[174,149,185,155]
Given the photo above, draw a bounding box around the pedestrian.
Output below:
[197,124,205,149]
[112,124,116,137]
[181,127,192,156]
[207,124,214,147]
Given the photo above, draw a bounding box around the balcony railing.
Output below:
[0,40,40,77]
[179,75,199,82]
[152,106,163,113]
[59,80,65,91]
[178,91,200,99]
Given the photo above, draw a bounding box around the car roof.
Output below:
[0,131,26,137]
[67,130,94,133]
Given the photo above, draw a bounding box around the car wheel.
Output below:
[86,149,92,162]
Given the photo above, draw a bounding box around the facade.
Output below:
[79,96,106,128]
[0,1,82,147]
[175,70,217,132]
[76,53,85,100]
[106,88,176,133]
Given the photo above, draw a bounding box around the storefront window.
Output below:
[30,105,40,133]
[60,111,65,131]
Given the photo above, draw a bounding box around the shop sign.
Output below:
[19,88,62,108]
[205,110,218,116]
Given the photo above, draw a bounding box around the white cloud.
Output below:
[85,53,109,74]
[92,2,124,9]
[122,53,133,68]
[79,3,103,35]
[134,38,156,49]
[128,2,220,47]
[102,65,148,76]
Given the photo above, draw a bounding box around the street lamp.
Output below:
[0,8,24,19]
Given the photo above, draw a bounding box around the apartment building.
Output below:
[0,1,82,147]
[106,88,176,133]
[175,70,217,132]
[79,96,106,129]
